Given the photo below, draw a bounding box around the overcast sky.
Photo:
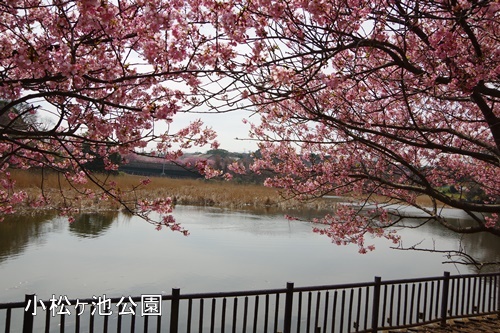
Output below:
[172,108,259,153]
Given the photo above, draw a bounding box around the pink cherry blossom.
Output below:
[1,0,498,255]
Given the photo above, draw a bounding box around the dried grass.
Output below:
[9,170,308,211]
[9,169,436,214]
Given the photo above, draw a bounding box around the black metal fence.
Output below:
[1,271,499,333]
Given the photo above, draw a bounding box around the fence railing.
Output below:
[1,271,499,333]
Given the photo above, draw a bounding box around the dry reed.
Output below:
[9,170,323,212]
[9,169,436,214]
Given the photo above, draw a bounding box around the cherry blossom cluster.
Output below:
[1,0,499,250]
[0,0,221,228]
[202,0,500,250]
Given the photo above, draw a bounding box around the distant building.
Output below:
[119,160,203,178]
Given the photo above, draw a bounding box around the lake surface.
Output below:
[1,205,499,304]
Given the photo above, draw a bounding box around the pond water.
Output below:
[1,205,499,303]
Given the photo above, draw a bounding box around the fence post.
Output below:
[283,282,294,333]
[170,288,180,333]
[371,276,382,333]
[497,274,500,318]
[22,294,35,333]
[440,272,450,327]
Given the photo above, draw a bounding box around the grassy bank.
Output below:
[9,169,437,214]
[9,170,338,213]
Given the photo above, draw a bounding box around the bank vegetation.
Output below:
[9,170,331,213]
[9,169,437,216]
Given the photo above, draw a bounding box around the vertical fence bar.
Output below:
[496,275,500,315]
[296,292,302,333]
[198,299,204,333]
[22,294,35,333]
[5,307,12,333]
[314,292,321,332]
[435,279,441,319]
[339,290,346,333]
[117,304,123,333]
[264,295,269,333]
[322,291,329,333]
[460,277,466,317]
[60,314,66,333]
[477,277,484,313]
[253,296,259,333]
[103,313,108,333]
[390,285,396,325]
[210,298,216,333]
[170,288,180,333]
[45,304,50,333]
[403,284,408,325]
[481,278,484,312]
[242,297,248,333]
[221,298,227,333]
[396,285,401,327]
[492,276,496,313]
[355,289,361,332]
[364,287,370,331]
[472,277,478,313]
[416,283,422,323]
[143,316,149,332]
[381,285,388,327]
[130,309,135,333]
[187,299,193,333]
[348,290,354,332]
[429,281,435,322]
[371,277,381,333]
[450,279,454,318]
[273,293,280,332]
[466,277,472,314]
[284,282,294,333]
[493,276,497,313]
[306,292,312,333]
[409,284,415,324]
[273,294,279,333]
[423,282,428,322]
[232,298,238,333]
[157,315,162,333]
[330,291,337,333]
[89,306,95,333]
[487,276,493,313]
[440,272,450,327]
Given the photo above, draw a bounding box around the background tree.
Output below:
[198,0,500,259]
[81,141,121,174]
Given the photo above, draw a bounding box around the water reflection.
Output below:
[69,212,118,239]
[460,232,500,273]
[397,216,500,273]
[178,206,500,275]
[0,212,57,263]
[0,211,118,264]
[0,206,498,304]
